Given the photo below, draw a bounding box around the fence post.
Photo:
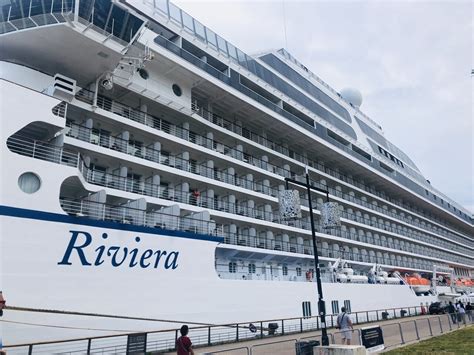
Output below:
[355,312,359,324]
[427,318,433,336]
[208,326,211,346]
[87,338,92,354]
[28,345,33,355]
[413,320,420,340]
[376,310,379,321]
[300,317,303,333]
[282,319,285,335]
[398,323,405,344]
[408,308,411,316]
[316,316,320,330]
[260,321,263,339]
[438,316,443,333]
[393,309,397,319]
[236,324,239,341]
[366,311,369,322]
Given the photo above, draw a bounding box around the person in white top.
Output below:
[456,302,466,324]
[337,307,353,345]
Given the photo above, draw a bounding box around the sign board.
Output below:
[320,202,341,229]
[360,326,384,352]
[278,189,302,220]
[126,333,147,354]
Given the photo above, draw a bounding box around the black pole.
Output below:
[284,172,329,346]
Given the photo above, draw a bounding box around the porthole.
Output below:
[172,84,182,97]
[18,172,41,194]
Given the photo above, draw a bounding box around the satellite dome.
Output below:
[340,88,363,108]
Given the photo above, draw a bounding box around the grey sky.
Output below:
[174,0,473,214]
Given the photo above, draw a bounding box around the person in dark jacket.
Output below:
[447,301,456,323]
[465,302,472,322]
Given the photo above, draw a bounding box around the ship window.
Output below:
[248,263,256,274]
[302,301,312,318]
[194,20,206,41]
[168,3,182,24]
[331,300,339,314]
[282,265,288,276]
[228,262,237,273]
[296,267,302,276]
[172,84,182,97]
[343,300,352,313]
[18,172,41,194]
[182,11,194,32]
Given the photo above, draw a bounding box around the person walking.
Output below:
[465,302,472,323]
[337,307,353,345]
[456,302,466,325]
[176,325,194,355]
[447,301,456,324]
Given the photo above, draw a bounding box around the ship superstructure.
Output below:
[0,0,473,345]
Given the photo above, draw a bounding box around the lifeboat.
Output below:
[405,273,431,294]
[454,278,474,292]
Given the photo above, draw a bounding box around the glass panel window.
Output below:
[248,263,256,274]
[236,49,247,68]
[154,0,169,15]
[296,267,302,277]
[182,11,194,32]
[282,265,288,276]
[205,27,217,48]
[194,20,206,41]
[216,35,228,55]
[168,3,181,24]
[229,262,237,273]
[227,42,238,61]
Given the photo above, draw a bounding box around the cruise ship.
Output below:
[0,0,473,347]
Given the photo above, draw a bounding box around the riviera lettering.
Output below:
[58,230,179,269]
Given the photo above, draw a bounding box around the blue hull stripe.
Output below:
[0,205,224,243]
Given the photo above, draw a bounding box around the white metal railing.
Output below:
[60,198,222,237]
[7,134,474,265]
[74,89,472,245]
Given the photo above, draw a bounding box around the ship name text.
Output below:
[58,230,179,269]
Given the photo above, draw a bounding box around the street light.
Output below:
[278,168,341,346]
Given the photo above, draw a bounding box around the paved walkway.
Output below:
[160,314,468,354]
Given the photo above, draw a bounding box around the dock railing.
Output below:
[4,305,470,354]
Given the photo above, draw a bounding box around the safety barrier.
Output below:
[6,305,469,354]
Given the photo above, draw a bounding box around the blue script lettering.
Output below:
[58,230,92,266]
[58,230,179,270]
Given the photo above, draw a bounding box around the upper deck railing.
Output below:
[64,121,473,257]
[0,0,142,45]
[73,89,474,245]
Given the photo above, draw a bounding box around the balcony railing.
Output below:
[60,197,222,237]
[8,134,473,267]
[73,89,474,247]
[64,122,472,258]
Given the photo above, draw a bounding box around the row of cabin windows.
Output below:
[378,146,404,168]
[228,262,290,276]
[424,189,469,219]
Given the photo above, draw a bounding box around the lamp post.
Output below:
[279,169,340,346]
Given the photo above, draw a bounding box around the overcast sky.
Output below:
[174,0,473,214]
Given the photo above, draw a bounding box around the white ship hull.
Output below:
[0,212,437,345]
